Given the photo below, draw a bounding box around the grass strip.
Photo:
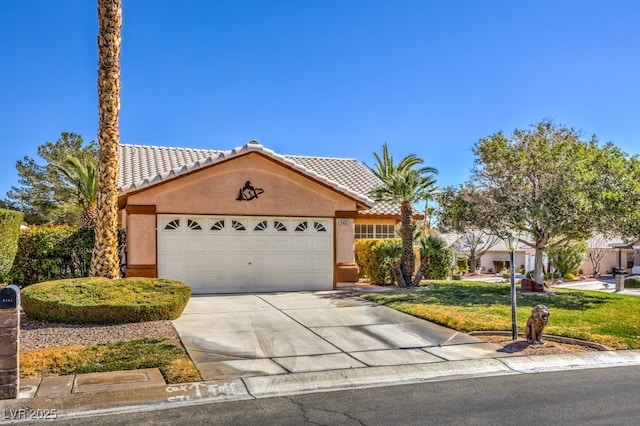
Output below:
[20,338,201,384]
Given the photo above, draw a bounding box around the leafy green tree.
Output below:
[436,185,501,272]
[547,240,588,277]
[368,143,439,286]
[0,208,24,282]
[52,153,99,228]
[4,132,97,225]
[470,120,640,283]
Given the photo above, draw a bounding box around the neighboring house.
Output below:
[444,233,534,273]
[117,141,407,294]
[442,232,640,276]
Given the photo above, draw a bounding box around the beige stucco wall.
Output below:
[127,154,358,216]
[335,218,355,263]
[126,214,156,265]
[476,251,531,273]
[579,250,633,276]
[122,152,365,282]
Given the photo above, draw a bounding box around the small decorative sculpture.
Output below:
[524,304,550,344]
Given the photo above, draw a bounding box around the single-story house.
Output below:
[442,232,640,276]
[118,140,413,294]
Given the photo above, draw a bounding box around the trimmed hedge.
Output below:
[21,277,191,324]
[354,239,380,280]
[625,276,640,288]
[354,238,402,285]
[0,208,24,282]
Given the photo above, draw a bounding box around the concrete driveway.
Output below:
[172,291,507,381]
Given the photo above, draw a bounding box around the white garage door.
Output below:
[157,215,333,294]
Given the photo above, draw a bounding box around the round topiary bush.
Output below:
[624,275,640,289]
[21,277,191,324]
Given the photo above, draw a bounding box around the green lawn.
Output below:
[360,280,640,349]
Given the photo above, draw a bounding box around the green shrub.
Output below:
[355,236,452,284]
[456,259,468,274]
[9,225,125,287]
[422,246,454,280]
[354,238,402,285]
[452,274,462,280]
[21,277,191,324]
[8,225,92,287]
[372,239,403,285]
[544,272,562,280]
[625,276,640,288]
[0,208,24,282]
[564,272,576,280]
[547,240,587,278]
[354,239,381,279]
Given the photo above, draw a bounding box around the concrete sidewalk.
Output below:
[6,290,640,422]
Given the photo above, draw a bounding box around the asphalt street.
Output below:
[31,366,640,426]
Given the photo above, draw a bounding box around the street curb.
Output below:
[498,350,640,373]
[4,350,640,422]
[467,331,613,351]
[243,358,516,398]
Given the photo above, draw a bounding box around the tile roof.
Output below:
[118,141,379,209]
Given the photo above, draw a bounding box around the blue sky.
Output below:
[1,0,639,200]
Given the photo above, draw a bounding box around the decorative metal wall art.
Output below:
[236,181,264,201]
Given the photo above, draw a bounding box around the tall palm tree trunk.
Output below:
[400,201,414,285]
[91,0,121,278]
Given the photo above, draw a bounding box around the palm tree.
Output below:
[368,143,439,286]
[91,0,121,278]
[53,153,99,228]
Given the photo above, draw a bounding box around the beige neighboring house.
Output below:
[117,141,408,294]
[443,232,640,276]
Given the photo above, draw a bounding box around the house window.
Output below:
[313,222,327,232]
[164,219,180,230]
[210,220,225,231]
[627,252,634,269]
[187,219,202,231]
[253,220,268,231]
[232,220,247,231]
[355,224,396,239]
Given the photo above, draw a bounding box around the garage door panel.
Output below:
[158,215,333,294]
[183,236,209,252]
[271,238,292,252]
[183,255,209,273]
[311,238,330,252]
[158,235,184,252]
[225,239,252,252]
[291,239,311,251]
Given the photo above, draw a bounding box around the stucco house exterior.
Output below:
[117,141,404,294]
